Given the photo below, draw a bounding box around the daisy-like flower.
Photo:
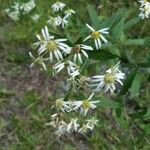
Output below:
[55,121,68,137]
[29,52,49,71]
[71,44,93,64]
[53,60,80,77]
[86,117,98,130]
[84,23,109,50]
[67,118,80,133]
[70,93,100,116]
[51,1,66,12]
[36,26,70,62]
[64,9,75,18]
[47,16,62,27]
[91,62,125,93]
[55,98,71,112]
[33,26,54,47]
[78,124,89,134]
[45,113,59,128]
[139,1,150,19]
[56,16,69,28]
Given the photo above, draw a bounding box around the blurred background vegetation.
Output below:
[0,0,150,149]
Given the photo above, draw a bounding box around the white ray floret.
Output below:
[65,9,75,18]
[53,60,80,77]
[36,26,70,62]
[86,117,98,130]
[29,52,49,71]
[84,23,109,50]
[55,16,69,28]
[51,1,66,12]
[67,118,80,133]
[90,62,125,93]
[139,1,150,19]
[71,44,93,64]
[70,93,100,116]
[55,98,72,112]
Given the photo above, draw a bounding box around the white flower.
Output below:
[33,26,54,47]
[78,124,89,134]
[139,2,150,19]
[55,121,68,136]
[31,14,40,22]
[90,62,125,93]
[53,60,80,77]
[84,23,109,50]
[67,118,80,132]
[65,9,75,18]
[52,1,66,12]
[70,93,100,116]
[22,0,35,14]
[29,52,49,71]
[55,98,72,112]
[45,113,59,128]
[47,16,62,27]
[71,44,93,64]
[86,117,98,130]
[36,26,70,62]
[57,16,69,28]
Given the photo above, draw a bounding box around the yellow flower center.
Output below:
[82,100,90,109]
[144,0,147,2]
[104,73,115,84]
[91,31,100,39]
[55,99,64,109]
[47,40,57,52]
[72,44,81,53]
[144,6,148,13]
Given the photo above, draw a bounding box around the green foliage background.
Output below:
[0,0,150,149]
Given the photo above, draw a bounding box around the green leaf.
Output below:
[87,4,100,29]
[99,8,127,28]
[130,72,141,98]
[97,98,121,109]
[87,49,118,61]
[144,37,150,46]
[124,17,140,30]
[123,39,145,46]
[119,67,139,96]
[112,17,125,43]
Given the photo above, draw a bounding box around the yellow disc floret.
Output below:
[47,40,58,52]
[104,73,115,84]
[91,31,100,39]
[55,99,64,109]
[82,100,90,109]
[72,44,81,53]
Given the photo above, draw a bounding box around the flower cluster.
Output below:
[46,93,99,136]
[29,20,125,137]
[47,1,75,28]
[139,0,150,19]
[5,0,35,21]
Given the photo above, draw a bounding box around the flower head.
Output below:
[55,98,72,112]
[139,1,150,19]
[67,118,80,132]
[35,26,70,62]
[70,93,100,116]
[71,44,93,64]
[53,60,80,77]
[91,62,125,93]
[84,24,109,50]
[29,52,49,71]
[52,1,66,12]
[65,9,75,18]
